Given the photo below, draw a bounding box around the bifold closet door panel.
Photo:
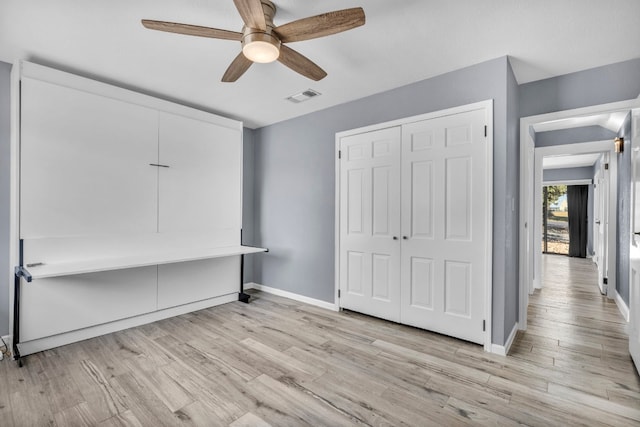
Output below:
[400,108,487,344]
[20,266,158,342]
[20,78,159,238]
[338,127,402,322]
[157,257,239,310]
[158,112,242,236]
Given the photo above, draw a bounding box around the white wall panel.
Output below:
[158,257,238,310]
[20,78,158,238]
[158,112,241,237]
[21,266,157,342]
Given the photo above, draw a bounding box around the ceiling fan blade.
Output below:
[233,0,267,30]
[274,7,365,43]
[142,20,242,41]
[278,45,327,81]
[222,52,254,82]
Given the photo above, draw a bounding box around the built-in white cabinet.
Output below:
[158,112,242,235]
[10,61,264,358]
[337,102,492,346]
[20,77,159,238]
[20,267,158,342]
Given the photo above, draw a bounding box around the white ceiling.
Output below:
[1,0,639,128]
[543,153,602,170]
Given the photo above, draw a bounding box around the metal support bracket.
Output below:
[15,266,32,283]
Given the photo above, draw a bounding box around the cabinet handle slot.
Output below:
[149,163,170,168]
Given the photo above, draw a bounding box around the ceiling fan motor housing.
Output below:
[241,0,280,62]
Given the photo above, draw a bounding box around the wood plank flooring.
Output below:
[1,255,639,426]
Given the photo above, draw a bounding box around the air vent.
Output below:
[286,89,321,103]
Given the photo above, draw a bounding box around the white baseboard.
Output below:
[246,282,339,312]
[491,322,519,356]
[614,290,630,322]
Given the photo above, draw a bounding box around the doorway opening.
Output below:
[518,98,640,332]
[542,185,569,255]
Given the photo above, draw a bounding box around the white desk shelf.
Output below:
[24,245,267,280]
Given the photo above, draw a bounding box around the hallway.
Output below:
[511,254,639,419]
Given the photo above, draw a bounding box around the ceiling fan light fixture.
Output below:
[242,32,280,63]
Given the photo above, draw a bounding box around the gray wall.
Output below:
[242,127,256,284]
[617,113,632,303]
[543,166,593,182]
[519,58,640,118]
[522,57,640,307]
[0,61,11,336]
[504,59,520,343]
[254,56,513,345]
[535,126,617,147]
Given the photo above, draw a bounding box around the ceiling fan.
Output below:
[142,0,365,82]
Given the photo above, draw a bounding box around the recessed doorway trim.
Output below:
[519,96,640,330]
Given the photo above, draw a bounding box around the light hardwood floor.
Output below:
[1,255,639,426]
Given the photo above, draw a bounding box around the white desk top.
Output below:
[24,245,267,279]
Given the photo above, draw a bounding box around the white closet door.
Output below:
[400,109,487,344]
[339,127,402,322]
[158,112,242,237]
[20,78,159,238]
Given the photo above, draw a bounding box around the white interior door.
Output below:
[339,127,402,322]
[400,109,488,344]
[593,168,604,292]
[593,166,601,267]
[594,156,609,294]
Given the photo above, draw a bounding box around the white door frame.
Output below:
[519,97,640,329]
[335,100,493,352]
[535,140,616,292]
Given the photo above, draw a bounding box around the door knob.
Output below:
[393,236,398,240]
[403,236,408,240]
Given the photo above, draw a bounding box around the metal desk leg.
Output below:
[239,253,250,303]
[13,273,22,367]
